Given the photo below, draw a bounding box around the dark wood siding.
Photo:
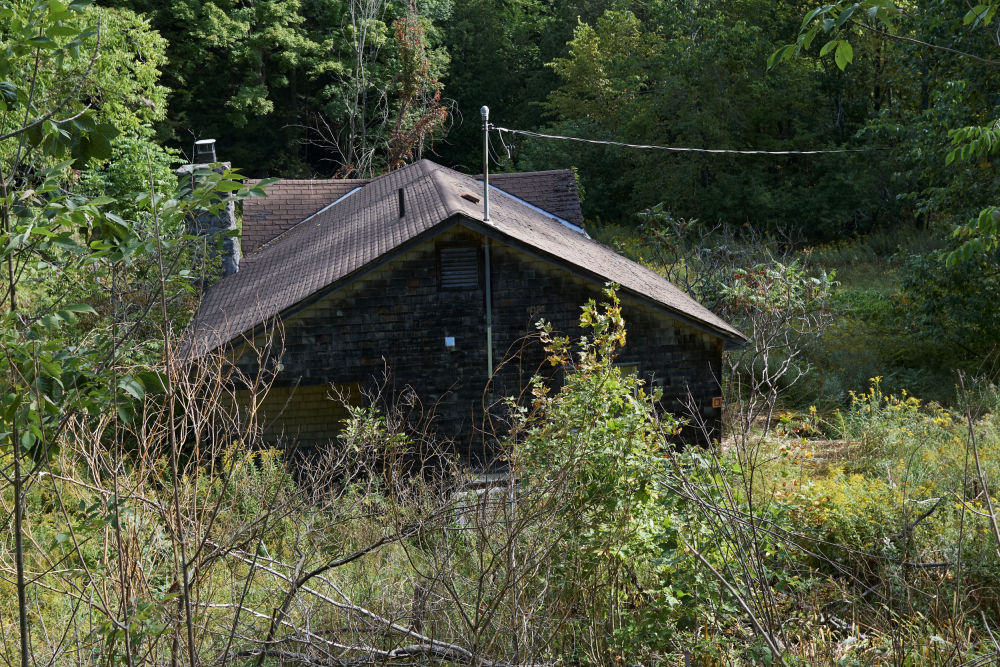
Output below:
[235,226,723,462]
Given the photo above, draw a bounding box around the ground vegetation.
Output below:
[2,0,1000,664]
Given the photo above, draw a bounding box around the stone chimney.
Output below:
[183,139,240,280]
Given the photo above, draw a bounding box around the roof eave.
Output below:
[185,216,467,357]
[455,215,747,346]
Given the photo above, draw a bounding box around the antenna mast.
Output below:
[481,105,490,222]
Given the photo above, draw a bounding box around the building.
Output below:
[184,159,744,461]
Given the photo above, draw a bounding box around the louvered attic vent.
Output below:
[439,247,479,289]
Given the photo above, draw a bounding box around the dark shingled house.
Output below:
[184,159,744,461]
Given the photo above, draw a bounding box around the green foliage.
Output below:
[768,0,898,72]
[1,6,279,659]
[1,0,141,453]
[898,242,1000,369]
[517,287,669,551]
[78,127,181,219]
[723,259,835,320]
[546,10,659,128]
[435,0,601,170]
[804,285,909,404]
[105,0,452,176]
[838,377,954,471]
[516,0,893,237]
[775,380,1000,629]
[947,203,1000,264]
[0,2,167,163]
[939,117,1000,265]
[118,0,316,142]
[772,0,1000,295]
[4,284,1000,663]
[82,5,169,131]
[512,286,685,660]
[0,164,266,444]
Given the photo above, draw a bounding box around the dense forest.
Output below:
[2,0,1000,664]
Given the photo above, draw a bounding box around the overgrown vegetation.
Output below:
[4,0,1000,663]
[3,287,999,665]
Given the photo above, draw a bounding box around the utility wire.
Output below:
[492,125,883,156]
[486,131,510,167]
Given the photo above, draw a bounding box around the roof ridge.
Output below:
[248,166,573,186]
[428,164,475,219]
[483,169,574,178]
[245,177,371,186]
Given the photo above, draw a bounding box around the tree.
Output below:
[1,5,135,664]
[514,0,895,237]
[308,0,450,176]
[1,2,267,662]
[435,0,554,171]
[103,0,452,177]
[769,0,1000,256]
[768,0,1000,375]
[107,0,320,173]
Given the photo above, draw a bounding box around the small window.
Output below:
[614,362,644,398]
[616,363,640,377]
[439,247,479,289]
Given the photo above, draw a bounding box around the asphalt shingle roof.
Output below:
[186,160,743,356]
[242,169,583,253]
[241,179,368,254]
[485,170,583,226]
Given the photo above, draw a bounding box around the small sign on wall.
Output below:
[712,396,723,409]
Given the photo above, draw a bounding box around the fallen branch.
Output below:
[219,546,548,667]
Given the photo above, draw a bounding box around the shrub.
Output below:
[898,243,1000,376]
[512,286,685,663]
[776,379,1000,637]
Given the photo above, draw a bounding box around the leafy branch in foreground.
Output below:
[769,0,1000,266]
[1,2,275,663]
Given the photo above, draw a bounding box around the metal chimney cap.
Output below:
[194,138,217,163]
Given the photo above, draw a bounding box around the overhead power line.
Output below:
[491,125,882,156]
